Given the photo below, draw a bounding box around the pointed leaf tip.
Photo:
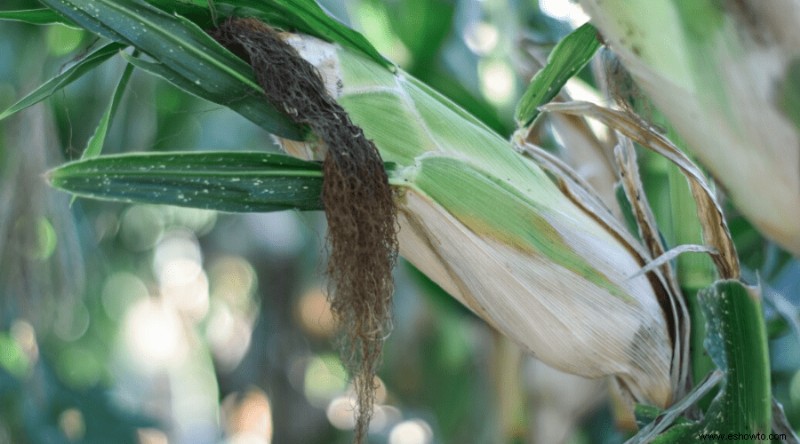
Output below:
[515,22,601,128]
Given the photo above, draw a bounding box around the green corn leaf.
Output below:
[72,57,136,205]
[515,22,600,127]
[0,8,75,26]
[212,0,393,70]
[0,42,123,121]
[82,59,135,160]
[118,51,296,135]
[629,281,772,442]
[39,0,306,140]
[128,0,392,70]
[48,152,325,212]
[697,280,771,439]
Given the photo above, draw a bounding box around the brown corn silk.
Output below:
[211,18,398,443]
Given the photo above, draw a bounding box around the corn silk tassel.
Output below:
[211,17,689,439]
[212,19,398,443]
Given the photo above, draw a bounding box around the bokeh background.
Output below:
[1,1,799,443]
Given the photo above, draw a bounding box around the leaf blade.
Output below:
[118,51,292,135]
[82,58,135,159]
[139,0,392,70]
[48,151,325,212]
[39,0,306,139]
[0,42,124,121]
[0,8,74,26]
[698,280,771,438]
[275,0,392,70]
[515,22,600,127]
[219,0,393,70]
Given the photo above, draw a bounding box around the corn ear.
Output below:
[579,0,800,255]
[280,34,682,407]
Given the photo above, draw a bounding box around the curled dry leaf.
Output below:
[612,138,690,400]
[543,101,740,280]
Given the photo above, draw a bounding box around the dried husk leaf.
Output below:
[514,137,689,408]
[546,110,620,214]
[543,101,740,280]
[397,181,671,404]
[612,138,690,397]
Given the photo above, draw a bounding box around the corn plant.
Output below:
[1,0,798,443]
